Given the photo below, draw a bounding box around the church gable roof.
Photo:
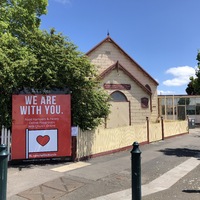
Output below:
[86,36,158,86]
[99,61,152,95]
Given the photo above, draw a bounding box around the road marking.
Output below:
[51,162,91,172]
[90,157,200,200]
[142,157,200,196]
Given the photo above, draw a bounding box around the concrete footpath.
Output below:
[7,128,200,200]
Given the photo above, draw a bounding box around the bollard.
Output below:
[131,142,141,200]
[0,144,8,200]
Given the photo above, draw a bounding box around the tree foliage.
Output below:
[186,51,200,95]
[0,0,47,39]
[0,0,110,130]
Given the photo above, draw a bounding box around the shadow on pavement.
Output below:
[193,134,200,138]
[159,148,200,159]
[8,158,71,171]
[182,189,200,193]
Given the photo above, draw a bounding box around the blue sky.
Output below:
[40,0,200,95]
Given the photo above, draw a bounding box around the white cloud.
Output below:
[157,90,176,95]
[53,0,71,5]
[163,66,196,87]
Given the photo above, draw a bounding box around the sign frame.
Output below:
[12,94,71,160]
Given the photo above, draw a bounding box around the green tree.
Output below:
[186,51,200,95]
[0,32,37,127]
[186,77,196,95]
[0,0,47,34]
[0,0,110,130]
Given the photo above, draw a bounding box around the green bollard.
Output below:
[0,144,8,200]
[131,141,141,200]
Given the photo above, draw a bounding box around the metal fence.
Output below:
[0,126,11,160]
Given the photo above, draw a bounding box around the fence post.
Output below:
[131,142,141,200]
[161,117,164,140]
[0,144,8,200]
[71,136,77,161]
[146,117,149,143]
[1,126,5,144]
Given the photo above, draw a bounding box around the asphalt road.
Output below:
[7,128,200,200]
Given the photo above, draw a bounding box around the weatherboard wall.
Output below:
[88,39,158,124]
[101,68,151,125]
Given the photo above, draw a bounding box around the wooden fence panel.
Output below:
[149,122,162,142]
[164,120,188,138]
[76,120,188,160]
[77,124,147,159]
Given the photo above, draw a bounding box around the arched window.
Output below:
[110,91,128,102]
[107,91,130,128]
[145,84,151,92]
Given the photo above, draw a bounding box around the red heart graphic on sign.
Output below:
[36,135,50,146]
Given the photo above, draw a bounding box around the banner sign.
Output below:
[12,94,71,160]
